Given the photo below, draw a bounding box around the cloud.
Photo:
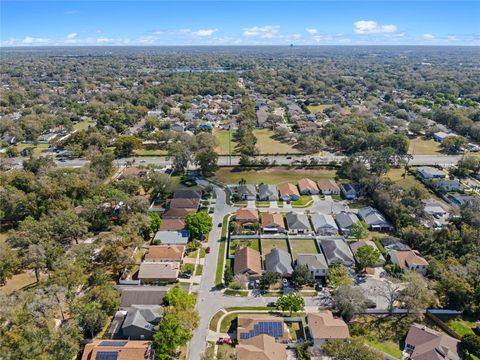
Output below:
[66,33,77,40]
[152,31,164,36]
[22,36,50,44]
[65,10,79,15]
[354,20,397,34]
[423,33,435,40]
[242,25,280,38]
[306,28,318,35]
[190,28,218,37]
[96,37,114,43]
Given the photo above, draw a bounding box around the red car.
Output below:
[206,246,211,254]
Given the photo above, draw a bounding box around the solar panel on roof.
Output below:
[98,340,128,347]
[240,321,283,340]
[96,352,119,360]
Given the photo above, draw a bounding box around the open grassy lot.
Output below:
[0,271,38,295]
[307,104,331,113]
[213,167,336,184]
[408,137,441,155]
[261,239,289,256]
[253,129,299,154]
[73,119,96,131]
[214,129,238,155]
[15,143,50,158]
[289,239,318,260]
[385,168,430,192]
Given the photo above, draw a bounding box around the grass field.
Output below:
[0,271,38,295]
[261,239,290,256]
[15,143,50,157]
[213,167,336,184]
[385,168,430,192]
[253,129,299,154]
[364,339,402,359]
[214,129,238,155]
[73,119,96,131]
[230,239,260,255]
[408,137,441,155]
[289,239,318,260]
[307,104,331,113]
[215,215,230,287]
[290,195,312,207]
[446,317,478,336]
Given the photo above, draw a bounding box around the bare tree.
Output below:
[376,279,402,314]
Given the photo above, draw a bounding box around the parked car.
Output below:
[366,299,377,309]
[179,273,191,279]
[218,222,222,228]
[206,246,211,254]
[267,302,276,307]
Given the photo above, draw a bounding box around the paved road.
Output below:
[12,153,462,169]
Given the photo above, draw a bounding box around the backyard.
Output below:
[213,167,336,184]
[385,168,430,193]
[252,129,299,154]
[229,239,260,255]
[289,239,319,260]
[408,137,441,155]
[261,239,290,256]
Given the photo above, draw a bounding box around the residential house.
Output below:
[234,247,262,279]
[238,184,258,201]
[81,340,154,360]
[319,236,355,267]
[237,314,289,342]
[340,184,357,200]
[265,248,293,277]
[381,237,411,252]
[433,179,463,193]
[296,253,328,281]
[261,212,286,233]
[158,219,185,231]
[404,323,461,360]
[173,189,202,199]
[335,212,360,235]
[258,184,279,201]
[307,311,350,348]
[169,197,200,209]
[424,199,448,218]
[298,178,320,195]
[416,166,446,180]
[278,183,300,202]
[349,240,385,267]
[138,262,180,283]
[357,206,393,232]
[162,208,196,219]
[311,213,338,236]
[317,179,340,195]
[236,334,286,360]
[153,230,189,245]
[433,131,456,143]
[447,193,477,207]
[120,305,163,340]
[285,212,312,235]
[256,107,269,128]
[119,287,169,307]
[144,245,185,262]
[389,250,429,275]
[235,209,260,227]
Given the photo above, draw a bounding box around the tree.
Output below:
[24,244,47,282]
[89,152,115,179]
[185,211,212,240]
[291,264,312,288]
[276,292,305,316]
[149,212,161,233]
[114,136,142,157]
[223,267,234,286]
[143,171,174,200]
[327,263,352,288]
[74,300,108,338]
[332,285,367,322]
[441,136,467,154]
[195,148,218,176]
[355,244,381,271]
[399,271,435,315]
[259,271,280,290]
[163,286,196,309]
[0,243,20,286]
[153,314,193,360]
[350,221,369,240]
[48,209,89,244]
[462,334,480,357]
[169,143,191,174]
[296,342,311,360]
[377,280,402,314]
[323,338,383,360]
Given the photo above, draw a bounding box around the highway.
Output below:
[39,153,462,169]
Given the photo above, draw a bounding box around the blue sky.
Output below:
[1,1,479,46]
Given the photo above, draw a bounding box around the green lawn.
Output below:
[214,129,238,155]
[73,119,96,131]
[261,239,290,256]
[290,195,312,207]
[230,239,260,256]
[0,272,39,295]
[15,143,50,158]
[408,137,441,155]
[364,339,402,359]
[307,104,331,114]
[385,168,430,192]
[447,317,478,336]
[213,167,336,185]
[224,289,249,297]
[253,129,299,154]
[220,313,238,333]
[209,310,225,331]
[195,264,203,276]
[287,321,304,341]
[289,239,318,260]
[215,214,230,287]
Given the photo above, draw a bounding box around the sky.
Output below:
[1,1,479,46]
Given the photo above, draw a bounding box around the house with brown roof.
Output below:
[236,334,286,360]
[261,212,285,233]
[389,249,429,275]
[144,245,185,262]
[307,311,350,348]
[234,247,262,279]
[235,209,260,227]
[159,219,185,231]
[138,262,180,284]
[317,179,340,195]
[81,340,154,360]
[278,183,300,202]
[298,178,320,195]
[404,323,461,360]
[168,197,200,209]
[162,208,196,219]
[237,314,289,342]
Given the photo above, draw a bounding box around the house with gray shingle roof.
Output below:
[318,236,355,267]
[296,253,328,281]
[357,206,393,232]
[120,305,163,340]
[258,184,279,201]
[238,184,257,201]
[265,248,293,276]
[334,212,360,236]
[285,212,312,235]
[416,166,446,180]
[311,213,338,236]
